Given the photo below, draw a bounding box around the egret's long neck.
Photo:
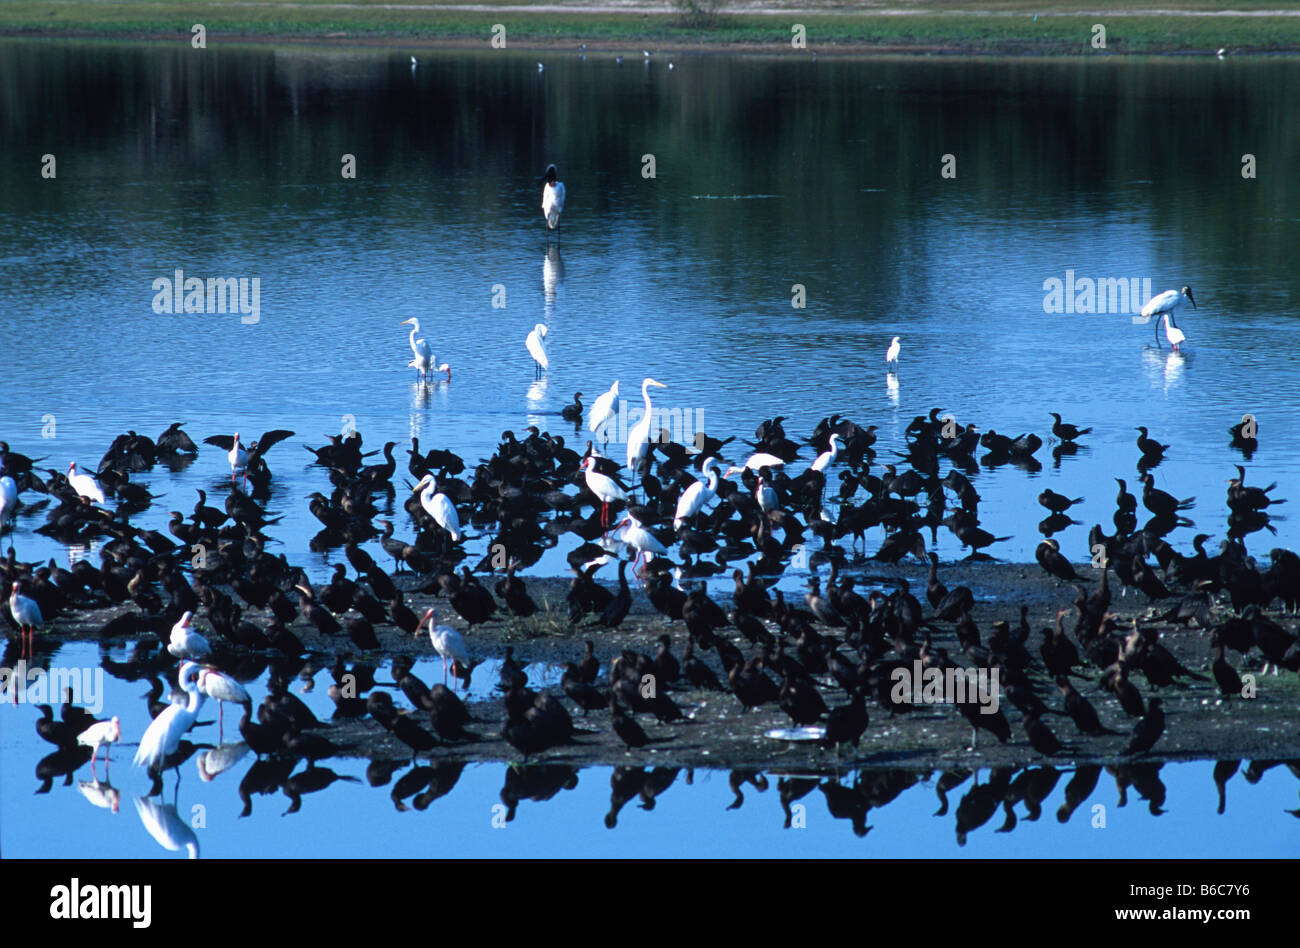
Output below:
[408,325,420,351]
[706,469,719,492]
[186,683,204,714]
[642,381,655,416]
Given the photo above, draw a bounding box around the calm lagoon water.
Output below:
[1,41,1299,857]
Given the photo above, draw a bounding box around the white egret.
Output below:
[167,611,211,661]
[9,581,43,657]
[196,666,252,734]
[626,377,668,475]
[67,462,106,504]
[674,457,720,529]
[1141,286,1195,345]
[134,662,204,775]
[1162,313,1186,353]
[885,336,901,371]
[77,716,121,769]
[413,473,461,543]
[588,380,620,441]
[526,323,549,377]
[581,455,629,530]
[423,607,469,687]
[810,433,841,473]
[723,452,786,477]
[540,164,565,230]
[0,473,17,531]
[613,514,668,576]
[401,317,437,382]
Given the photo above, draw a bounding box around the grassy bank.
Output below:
[1,1,1298,54]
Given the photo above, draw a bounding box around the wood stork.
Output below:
[414,473,461,544]
[77,716,121,769]
[886,336,901,371]
[581,455,628,531]
[0,473,17,531]
[674,456,720,529]
[196,667,252,735]
[1141,286,1195,345]
[133,661,204,775]
[401,317,436,382]
[67,462,106,504]
[613,514,668,577]
[526,323,549,377]
[588,381,620,441]
[423,607,469,687]
[9,581,43,657]
[540,164,565,230]
[626,377,667,475]
[1162,313,1186,353]
[167,611,211,661]
[811,434,841,473]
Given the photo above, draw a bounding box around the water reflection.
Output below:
[134,796,200,858]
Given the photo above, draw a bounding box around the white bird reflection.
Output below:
[134,796,200,859]
[886,371,900,406]
[197,742,249,782]
[1141,344,1192,394]
[78,776,121,815]
[543,244,565,313]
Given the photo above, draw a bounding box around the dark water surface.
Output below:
[2,41,1299,857]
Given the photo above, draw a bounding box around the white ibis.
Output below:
[1141,286,1195,345]
[133,662,204,775]
[226,433,248,483]
[9,581,43,657]
[581,455,628,531]
[540,164,565,230]
[424,607,469,687]
[526,323,549,377]
[626,377,667,475]
[613,514,668,577]
[674,456,720,529]
[167,611,211,661]
[196,667,251,737]
[413,473,461,543]
[885,336,901,371]
[77,716,121,770]
[67,462,106,504]
[588,380,620,441]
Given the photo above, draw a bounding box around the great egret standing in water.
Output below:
[1141,286,1195,345]
[134,662,204,775]
[588,381,619,441]
[401,317,436,382]
[885,336,901,371]
[526,323,549,377]
[626,378,667,475]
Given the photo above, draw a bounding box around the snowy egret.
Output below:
[9,581,43,657]
[1141,286,1195,345]
[526,323,549,377]
[133,662,204,775]
[581,455,629,530]
[810,434,841,473]
[67,462,106,504]
[423,607,468,687]
[588,380,619,440]
[540,164,565,230]
[674,457,720,529]
[413,473,461,543]
[626,377,667,475]
[885,336,901,371]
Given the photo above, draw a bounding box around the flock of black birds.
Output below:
[2,404,1299,797]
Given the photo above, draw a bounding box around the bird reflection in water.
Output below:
[134,796,200,859]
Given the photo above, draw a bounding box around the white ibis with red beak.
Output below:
[9,581,43,657]
[581,455,628,531]
[77,716,121,770]
[67,462,106,504]
[423,607,469,687]
[613,514,668,577]
[196,666,251,737]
